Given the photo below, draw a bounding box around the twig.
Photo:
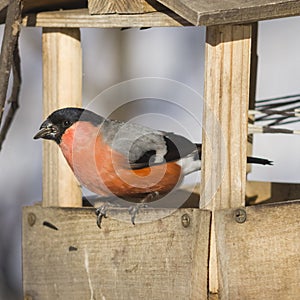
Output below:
[0,0,22,126]
[256,93,300,104]
[0,39,21,150]
[0,0,22,151]
[248,124,300,135]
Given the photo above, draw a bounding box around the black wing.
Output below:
[130,132,200,170]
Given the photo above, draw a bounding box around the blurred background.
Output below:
[0,16,300,298]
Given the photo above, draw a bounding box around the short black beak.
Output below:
[33,119,54,140]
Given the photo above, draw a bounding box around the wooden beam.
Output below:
[201,24,252,210]
[157,0,300,26]
[215,200,300,299]
[246,181,300,205]
[201,24,252,296]
[23,206,211,299]
[42,28,82,207]
[22,8,191,28]
[88,0,165,15]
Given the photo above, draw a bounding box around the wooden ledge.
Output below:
[158,0,300,26]
[22,8,191,28]
[23,206,211,299]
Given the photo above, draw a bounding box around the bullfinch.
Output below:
[34,107,272,226]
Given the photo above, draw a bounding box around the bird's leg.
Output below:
[95,200,120,228]
[128,192,159,225]
[95,205,108,229]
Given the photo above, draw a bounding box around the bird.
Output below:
[34,107,272,226]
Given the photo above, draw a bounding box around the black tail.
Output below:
[247,156,273,165]
[196,144,272,166]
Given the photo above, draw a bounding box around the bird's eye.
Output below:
[63,120,72,127]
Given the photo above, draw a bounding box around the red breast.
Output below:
[59,121,183,198]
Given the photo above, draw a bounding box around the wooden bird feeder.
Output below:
[15,0,300,299]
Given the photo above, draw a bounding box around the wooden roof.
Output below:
[5,0,300,27]
[158,0,300,26]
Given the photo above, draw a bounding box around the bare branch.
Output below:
[0,0,22,126]
[0,0,22,151]
[0,38,21,150]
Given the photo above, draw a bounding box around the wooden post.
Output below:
[42,28,82,207]
[201,24,252,297]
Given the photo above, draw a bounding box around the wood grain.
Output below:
[157,0,300,26]
[42,28,82,207]
[215,200,300,299]
[201,24,252,211]
[23,206,211,299]
[23,8,191,27]
[201,24,252,295]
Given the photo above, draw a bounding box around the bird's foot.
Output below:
[95,201,119,228]
[128,203,149,225]
[128,192,159,225]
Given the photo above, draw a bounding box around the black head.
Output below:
[34,107,104,144]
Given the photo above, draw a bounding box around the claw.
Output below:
[128,203,148,225]
[95,205,108,228]
[128,192,159,225]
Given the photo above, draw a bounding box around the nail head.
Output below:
[181,214,190,228]
[28,213,36,226]
[234,208,247,223]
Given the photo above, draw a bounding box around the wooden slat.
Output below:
[88,0,165,15]
[157,0,300,26]
[246,181,300,205]
[215,200,300,299]
[42,28,82,207]
[22,8,190,27]
[201,24,252,295]
[23,206,211,299]
[201,24,252,214]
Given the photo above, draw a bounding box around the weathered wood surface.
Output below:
[42,28,82,207]
[23,8,190,27]
[157,0,300,26]
[18,0,300,27]
[201,24,252,295]
[23,206,211,300]
[215,200,300,299]
[201,24,252,210]
[246,181,300,205]
[88,0,165,15]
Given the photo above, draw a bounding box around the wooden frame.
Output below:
[21,0,300,299]
[42,27,82,207]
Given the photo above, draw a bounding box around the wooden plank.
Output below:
[42,28,82,207]
[157,0,300,26]
[201,24,252,295]
[22,8,191,27]
[215,200,300,299]
[88,0,165,15]
[246,181,300,205]
[23,206,211,299]
[201,24,251,214]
